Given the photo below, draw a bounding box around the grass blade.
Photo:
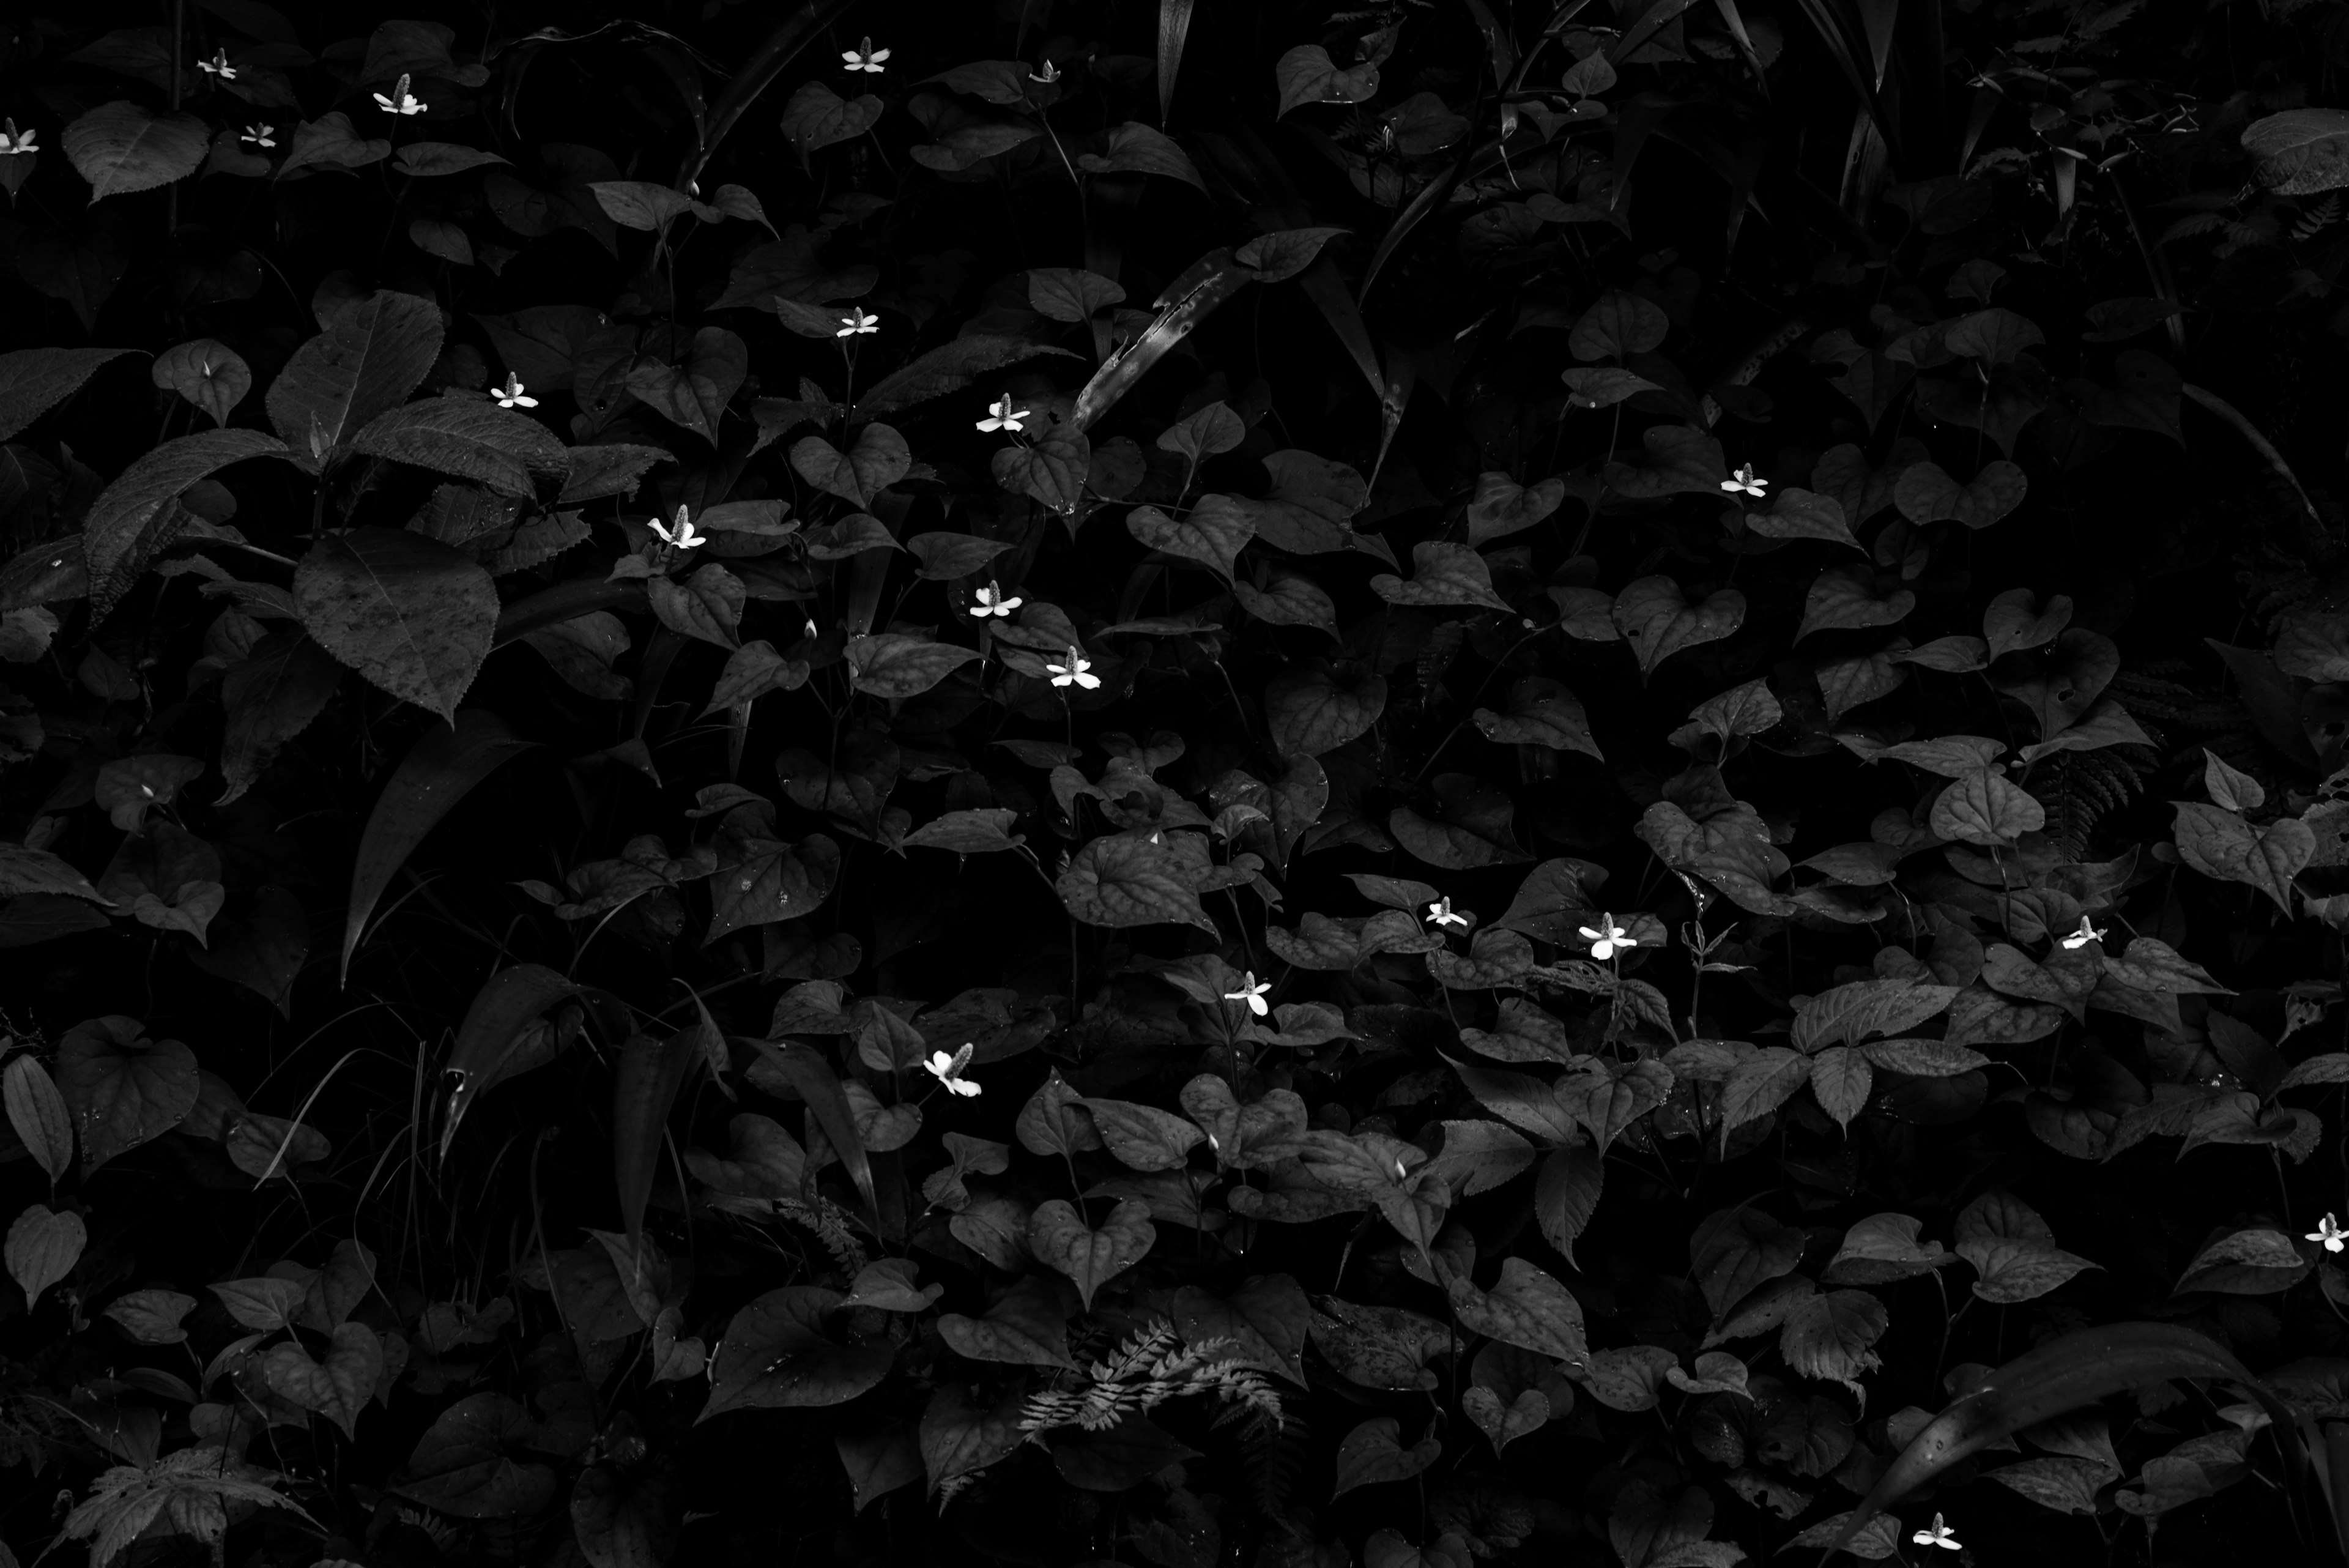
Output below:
[440,963,580,1161]
[1855,0,1901,88]
[674,0,856,194]
[1788,0,1900,158]
[751,1039,878,1226]
[341,710,536,984]
[1068,251,1253,432]
[1822,1322,2310,1560]
[613,1026,703,1245]
[1157,0,1196,126]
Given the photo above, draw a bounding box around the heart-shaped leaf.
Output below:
[781,81,885,155]
[626,327,748,442]
[6,1205,86,1311]
[150,340,250,427]
[1128,496,1253,581]
[261,1321,384,1438]
[794,423,911,507]
[1026,1197,1155,1308]
[54,1016,198,1173]
[1464,472,1567,544]
[1265,659,1386,756]
[1474,676,1601,758]
[1275,45,1379,117]
[1797,564,1913,642]
[1372,542,1511,611]
[1056,833,1215,934]
[1983,587,2073,659]
[1745,488,1857,549]
[1332,1416,1441,1498]
[1894,458,2027,528]
[1612,576,1745,675]
[704,1286,894,1418]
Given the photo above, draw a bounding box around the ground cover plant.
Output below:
[12,0,2349,1564]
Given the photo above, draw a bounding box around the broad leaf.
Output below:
[266,291,446,466]
[295,529,498,720]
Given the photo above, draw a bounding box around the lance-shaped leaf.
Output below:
[340,710,536,981]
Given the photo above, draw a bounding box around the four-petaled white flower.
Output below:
[198,49,237,81]
[972,581,1021,618]
[1031,59,1061,84]
[241,124,276,148]
[1911,1514,1960,1551]
[491,373,536,409]
[374,73,427,116]
[836,308,880,337]
[1579,913,1636,960]
[1426,896,1470,930]
[1047,647,1099,689]
[977,395,1029,434]
[2309,1213,2349,1254]
[650,507,703,551]
[1224,972,1272,1016]
[924,1044,981,1096]
[2060,915,2107,951]
[1720,463,1768,499]
[842,37,891,73]
[0,120,35,157]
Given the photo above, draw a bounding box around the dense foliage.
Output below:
[13,0,2349,1565]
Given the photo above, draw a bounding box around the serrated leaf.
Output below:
[63,101,209,199]
[294,529,497,721]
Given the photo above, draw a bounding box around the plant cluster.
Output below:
[9,1,2349,1566]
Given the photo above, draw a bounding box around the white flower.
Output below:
[649,507,703,551]
[836,308,880,338]
[1031,59,1061,84]
[972,581,1021,618]
[976,395,1029,434]
[924,1044,981,1096]
[241,124,276,149]
[490,373,536,409]
[0,120,35,157]
[1912,1514,1960,1551]
[1720,464,1767,499]
[1426,896,1470,930]
[1047,647,1099,689]
[842,37,891,73]
[1223,972,1272,1016]
[2059,916,2106,951]
[373,73,427,116]
[2309,1213,2349,1254]
[1579,913,1636,961]
[198,49,237,81]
